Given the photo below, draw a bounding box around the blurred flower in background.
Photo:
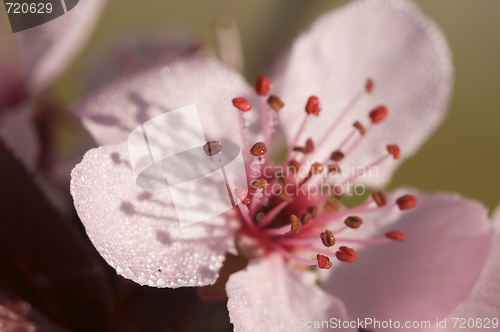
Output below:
[1,0,499,331]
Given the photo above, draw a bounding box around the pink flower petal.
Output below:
[72,56,259,146]
[0,103,40,171]
[227,253,354,332]
[9,0,106,94]
[275,0,452,187]
[70,143,240,287]
[428,204,500,331]
[0,288,66,331]
[323,191,493,330]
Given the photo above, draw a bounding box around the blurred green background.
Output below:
[55,0,500,211]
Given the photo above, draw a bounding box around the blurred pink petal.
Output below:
[275,0,452,187]
[72,56,259,146]
[0,103,40,171]
[70,143,239,287]
[11,0,106,94]
[427,205,500,331]
[85,31,207,90]
[227,253,353,332]
[323,191,493,330]
[0,288,67,332]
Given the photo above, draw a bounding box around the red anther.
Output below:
[294,146,307,154]
[396,195,417,210]
[366,78,374,93]
[330,151,344,162]
[301,212,312,225]
[353,121,366,135]
[232,97,252,112]
[305,96,320,116]
[372,191,388,207]
[387,144,400,159]
[307,205,318,219]
[290,215,301,233]
[385,231,406,242]
[369,105,388,123]
[250,179,269,189]
[328,165,341,174]
[324,197,338,214]
[267,94,284,111]
[316,254,333,269]
[336,246,356,262]
[306,138,314,153]
[234,189,250,205]
[254,75,270,96]
[250,142,267,156]
[320,230,335,247]
[309,162,324,175]
[289,160,301,174]
[344,216,363,229]
[203,141,222,156]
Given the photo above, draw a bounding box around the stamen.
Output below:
[250,142,267,156]
[203,141,222,156]
[306,139,314,153]
[328,165,342,174]
[330,151,344,162]
[309,162,324,175]
[387,144,401,159]
[396,195,417,210]
[315,79,371,152]
[254,75,270,96]
[344,216,363,229]
[335,246,356,263]
[279,193,294,203]
[369,105,388,123]
[289,160,301,175]
[305,96,321,116]
[320,229,336,247]
[353,121,366,135]
[324,197,338,214]
[258,201,289,229]
[273,245,316,266]
[294,146,307,154]
[365,78,374,93]
[250,179,269,189]
[290,215,301,233]
[372,191,388,207]
[235,105,252,173]
[232,97,252,112]
[385,231,406,241]
[235,188,251,205]
[316,254,333,269]
[301,212,312,225]
[267,94,284,111]
[307,205,318,218]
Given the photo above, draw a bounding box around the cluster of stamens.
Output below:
[209,75,418,270]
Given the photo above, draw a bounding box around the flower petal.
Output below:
[227,253,354,332]
[72,56,258,146]
[85,31,206,91]
[428,204,500,331]
[0,103,40,171]
[9,0,106,94]
[70,143,239,287]
[323,191,493,329]
[275,0,452,187]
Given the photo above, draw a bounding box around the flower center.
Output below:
[226,75,416,270]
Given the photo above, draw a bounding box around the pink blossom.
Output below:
[69,0,494,330]
[0,0,106,169]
